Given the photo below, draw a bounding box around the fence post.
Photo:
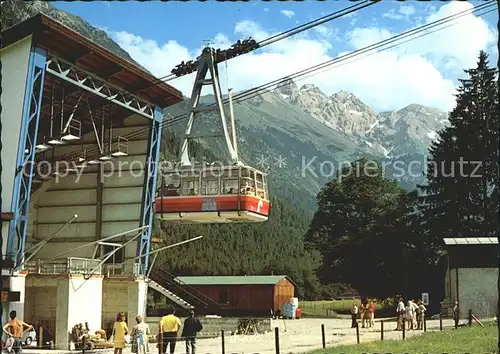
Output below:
[380,320,384,341]
[423,314,427,332]
[275,327,280,354]
[439,313,443,331]
[468,309,472,327]
[355,322,360,344]
[321,324,325,348]
[82,335,86,354]
[221,329,225,354]
[158,329,163,354]
[39,326,44,349]
[402,318,406,340]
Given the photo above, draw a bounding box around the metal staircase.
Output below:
[149,268,221,315]
[148,279,194,309]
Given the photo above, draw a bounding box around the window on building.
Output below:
[102,245,124,264]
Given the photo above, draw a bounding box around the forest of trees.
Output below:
[154,51,498,302]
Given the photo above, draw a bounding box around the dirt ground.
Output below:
[138,317,455,354]
[24,317,456,354]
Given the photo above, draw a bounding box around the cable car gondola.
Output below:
[154,45,270,223]
[155,164,269,223]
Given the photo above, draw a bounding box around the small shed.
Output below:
[443,237,498,318]
[174,275,296,315]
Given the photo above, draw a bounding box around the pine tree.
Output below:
[418,51,499,238]
[305,158,418,297]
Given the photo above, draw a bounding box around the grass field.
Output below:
[300,299,385,317]
[310,322,497,354]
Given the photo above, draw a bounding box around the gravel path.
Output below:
[23,318,457,354]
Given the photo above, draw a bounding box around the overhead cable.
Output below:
[59,1,496,161]
[161,1,497,128]
[140,0,379,86]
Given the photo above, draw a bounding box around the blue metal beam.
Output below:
[137,106,163,276]
[7,47,47,269]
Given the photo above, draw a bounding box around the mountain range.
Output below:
[2,0,451,211]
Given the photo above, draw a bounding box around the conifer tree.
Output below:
[419,51,499,238]
[305,158,418,297]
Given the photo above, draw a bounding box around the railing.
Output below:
[25,257,102,275]
[151,268,221,309]
[103,262,145,277]
[162,268,221,307]
[150,269,212,310]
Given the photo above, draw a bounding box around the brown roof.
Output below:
[1,13,183,108]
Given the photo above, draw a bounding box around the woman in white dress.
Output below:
[130,315,151,354]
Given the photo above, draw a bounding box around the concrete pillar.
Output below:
[1,223,9,256]
[8,273,27,319]
[127,279,148,322]
[55,275,104,350]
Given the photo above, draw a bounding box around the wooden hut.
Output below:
[174,275,296,316]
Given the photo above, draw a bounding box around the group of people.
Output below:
[112,312,151,354]
[396,298,427,331]
[113,307,203,354]
[350,300,376,328]
[2,308,203,354]
[349,297,428,331]
[158,308,203,354]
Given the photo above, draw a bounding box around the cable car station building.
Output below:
[1,14,182,349]
[442,237,498,319]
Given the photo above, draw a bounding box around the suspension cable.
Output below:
[160,2,497,129]
[59,1,496,161]
[140,1,379,87]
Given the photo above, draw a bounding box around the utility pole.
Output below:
[496,2,499,353]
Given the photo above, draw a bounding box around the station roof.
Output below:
[1,13,183,108]
[443,237,498,245]
[175,275,295,286]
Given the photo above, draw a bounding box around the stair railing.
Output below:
[150,269,212,309]
[154,267,220,307]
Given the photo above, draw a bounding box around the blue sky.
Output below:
[55,1,495,54]
[53,1,498,112]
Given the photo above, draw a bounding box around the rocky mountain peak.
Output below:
[330,91,378,116]
[275,77,298,98]
[397,103,447,117]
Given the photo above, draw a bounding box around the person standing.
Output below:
[159,307,181,354]
[405,301,414,330]
[410,300,419,330]
[368,301,376,327]
[359,302,366,328]
[395,297,405,331]
[350,302,358,328]
[453,301,459,326]
[113,312,129,354]
[416,300,426,330]
[2,310,33,354]
[130,315,150,354]
[181,310,203,354]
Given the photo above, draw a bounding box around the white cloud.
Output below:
[110,1,496,112]
[382,5,416,22]
[313,25,339,40]
[263,7,270,13]
[280,10,295,19]
[399,5,416,17]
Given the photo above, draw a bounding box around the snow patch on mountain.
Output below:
[273,78,450,158]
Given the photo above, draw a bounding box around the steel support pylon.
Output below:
[137,106,163,276]
[7,47,47,269]
[179,47,239,166]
